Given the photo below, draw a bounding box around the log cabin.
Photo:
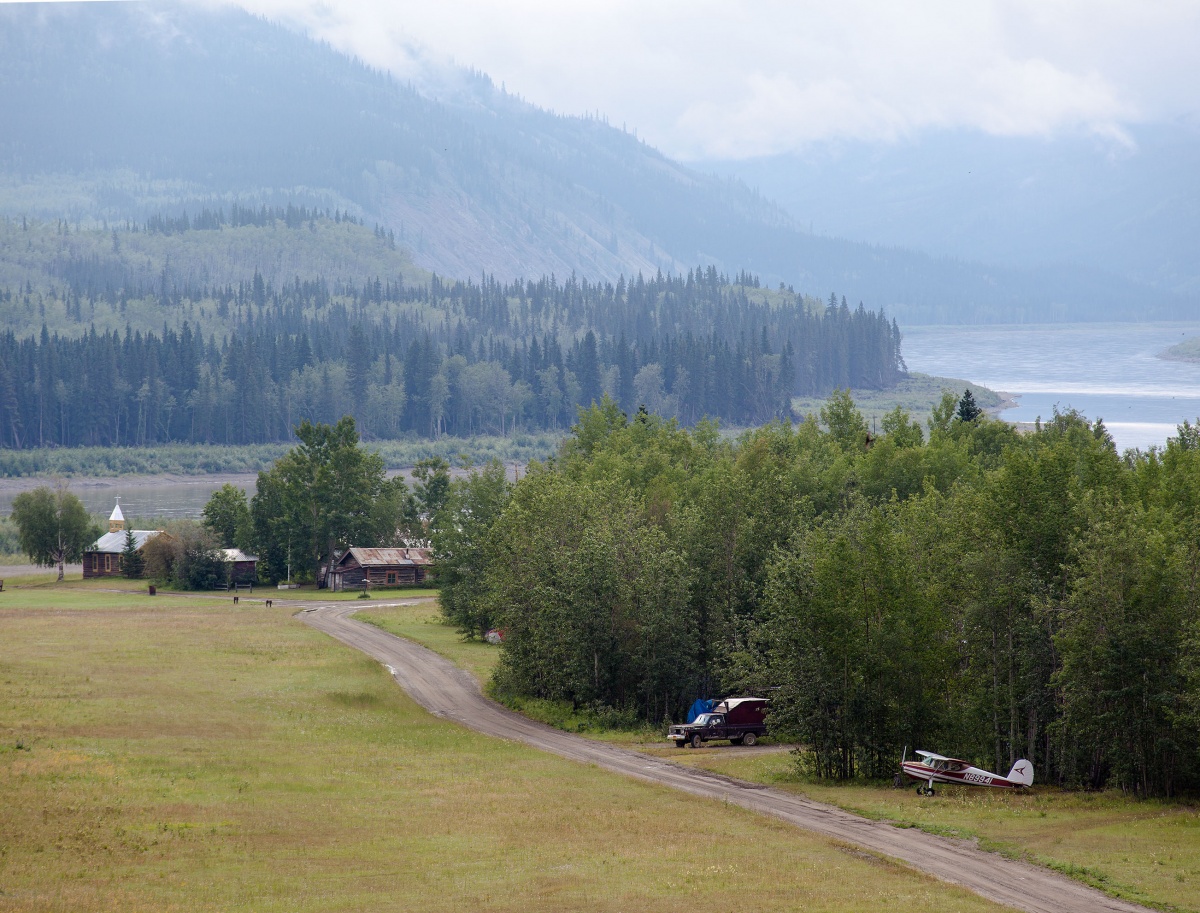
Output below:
[326,546,432,590]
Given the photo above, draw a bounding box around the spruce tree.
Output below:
[121,527,145,578]
[957,388,982,422]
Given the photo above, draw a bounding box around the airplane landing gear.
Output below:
[916,784,936,796]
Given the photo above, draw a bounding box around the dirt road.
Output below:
[299,599,1151,913]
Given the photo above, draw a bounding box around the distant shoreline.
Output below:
[992,391,1019,414]
[0,471,260,494]
[790,372,1011,430]
[0,464,528,497]
[1158,336,1200,364]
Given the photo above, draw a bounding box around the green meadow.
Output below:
[1,581,1006,912]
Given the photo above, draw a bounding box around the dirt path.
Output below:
[298,600,1151,913]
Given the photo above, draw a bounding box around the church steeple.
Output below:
[108,500,125,533]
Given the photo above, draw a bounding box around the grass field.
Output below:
[666,751,1200,912]
[363,601,1200,913]
[1,582,1009,912]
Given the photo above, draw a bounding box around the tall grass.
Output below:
[0,433,562,478]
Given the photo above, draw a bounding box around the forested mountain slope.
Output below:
[0,214,903,448]
[0,1,1189,323]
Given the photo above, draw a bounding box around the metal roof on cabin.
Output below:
[343,547,432,567]
[221,548,258,563]
[89,530,160,552]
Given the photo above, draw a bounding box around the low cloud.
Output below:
[225,0,1199,159]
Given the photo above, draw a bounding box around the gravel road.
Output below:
[299,599,1152,913]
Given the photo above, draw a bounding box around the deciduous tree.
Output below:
[202,483,251,549]
[249,416,411,582]
[10,485,97,580]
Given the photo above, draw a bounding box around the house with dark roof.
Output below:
[82,502,166,578]
[325,547,433,590]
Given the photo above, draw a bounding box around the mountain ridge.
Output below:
[0,1,1193,324]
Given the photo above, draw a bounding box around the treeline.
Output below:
[142,204,366,235]
[0,435,557,479]
[434,397,1200,797]
[0,268,904,448]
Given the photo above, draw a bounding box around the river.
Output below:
[0,475,258,523]
[0,467,464,522]
[902,321,1200,452]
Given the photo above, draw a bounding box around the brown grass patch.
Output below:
[0,592,1010,912]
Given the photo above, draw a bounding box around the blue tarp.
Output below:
[687,698,715,723]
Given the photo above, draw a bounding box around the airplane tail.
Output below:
[1006,759,1034,786]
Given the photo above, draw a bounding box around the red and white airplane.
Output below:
[901,749,1034,795]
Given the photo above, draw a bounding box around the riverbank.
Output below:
[0,434,561,481]
[1159,335,1200,363]
[0,462,534,520]
[790,373,1010,430]
[0,471,260,494]
[902,322,1200,452]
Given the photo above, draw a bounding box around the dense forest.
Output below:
[0,215,904,448]
[433,397,1200,797]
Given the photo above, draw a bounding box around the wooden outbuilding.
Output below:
[326,547,432,590]
[222,548,259,586]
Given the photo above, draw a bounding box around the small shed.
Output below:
[222,548,259,585]
[327,547,432,591]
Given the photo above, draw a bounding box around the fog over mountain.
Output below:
[698,125,1200,299]
[0,1,1194,323]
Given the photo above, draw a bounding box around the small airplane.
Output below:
[900,749,1034,795]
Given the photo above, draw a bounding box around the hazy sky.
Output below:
[170,1,1200,159]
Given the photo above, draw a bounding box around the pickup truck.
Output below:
[667,697,769,748]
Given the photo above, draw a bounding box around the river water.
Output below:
[0,467,428,522]
[902,322,1200,452]
[0,476,258,524]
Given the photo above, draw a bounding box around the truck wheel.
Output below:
[742,732,758,747]
[690,733,704,749]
